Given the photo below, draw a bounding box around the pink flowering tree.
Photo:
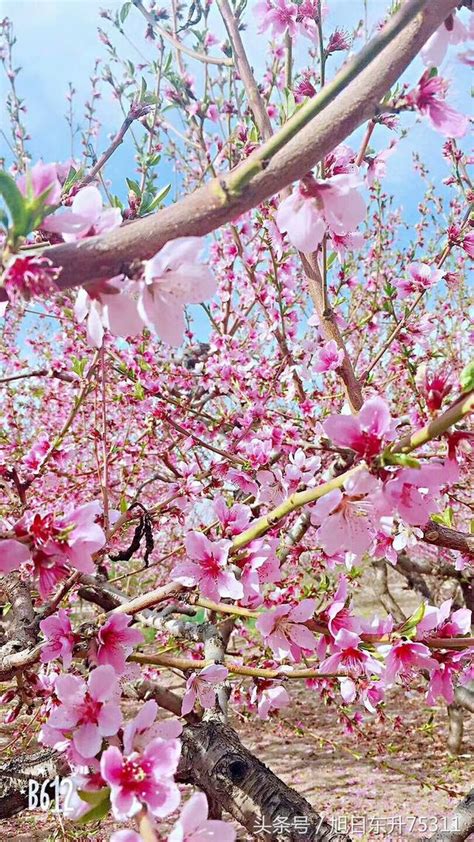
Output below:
[0,1,473,840]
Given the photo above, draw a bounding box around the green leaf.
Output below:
[126,178,141,198]
[248,126,259,144]
[75,789,111,824]
[399,602,425,637]
[326,251,337,270]
[71,356,88,377]
[146,183,171,213]
[120,2,131,23]
[0,171,28,238]
[382,452,420,469]
[431,507,454,528]
[142,626,157,644]
[134,382,145,400]
[460,360,474,392]
[77,787,110,807]
[283,88,296,118]
[163,51,173,74]
[138,190,154,214]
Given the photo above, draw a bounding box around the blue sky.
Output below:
[0,1,471,357]
[1,0,471,202]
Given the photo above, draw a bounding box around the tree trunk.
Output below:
[0,748,67,819]
[177,720,351,841]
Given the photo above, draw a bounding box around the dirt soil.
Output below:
[1,682,472,842]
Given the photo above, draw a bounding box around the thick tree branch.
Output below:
[0,0,457,299]
[422,521,474,557]
[0,749,69,819]
[177,720,351,841]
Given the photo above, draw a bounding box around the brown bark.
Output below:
[0,748,68,819]
[422,521,474,557]
[177,720,351,841]
[447,703,464,755]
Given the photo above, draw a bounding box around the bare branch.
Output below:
[217,0,272,141]
[422,521,474,557]
[132,0,234,67]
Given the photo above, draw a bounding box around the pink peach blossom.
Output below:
[323,396,394,459]
[17,161,62,205]
[169,791,236,842]
[181,663,229,715]
[383,462,451,526]
[426,663,457,705]
[256,599,318,660]
[2,255,60,302]
[0,538,31,573]
[366,141,397,187]
[383,640,438,686]
[123,699,182,756]
[319,629,383,678]
[138,237,217,346]
[395,262,442,298]
[255,0,298,37]
[55,501,106,572]
[325,576,362,638]
[314,340,344,373]
[213,496,251,535]
[42,185,122,241]
[93,613,144,674]
[311,471,387,559]
[101,738,181,820]
[171,531,243,602]
[421,13,468,67]
[416,599,471,640]
[74,278,144,348]
[250,680,290,720]
[276,173,366,253]
[408,72,468,138]
[241,538,281,607]
[2,502,105,596]
[42,665,122,759]
[40,609,76,669]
